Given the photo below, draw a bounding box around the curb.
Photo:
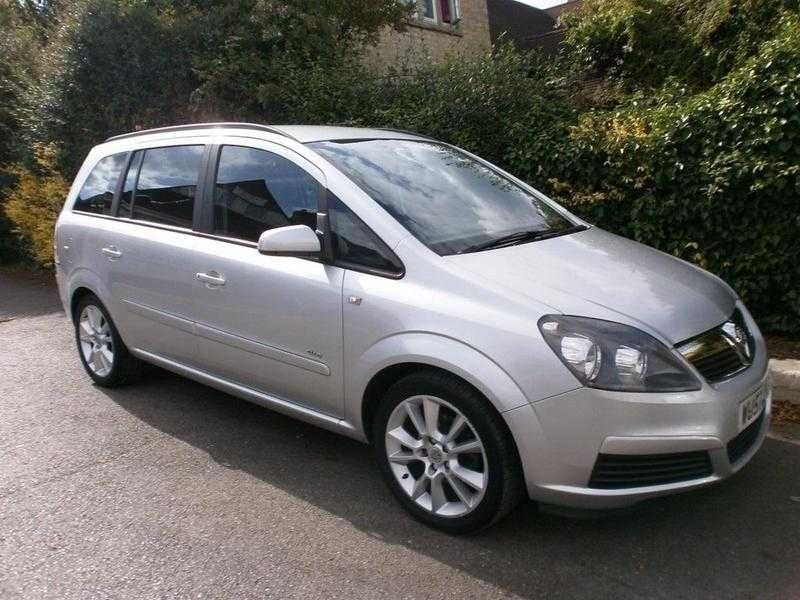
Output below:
[770,358,800,405]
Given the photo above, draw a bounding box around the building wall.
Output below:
[363,0,492,71]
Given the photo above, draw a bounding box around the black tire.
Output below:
[373,370,524,534]
[73,294,143,387]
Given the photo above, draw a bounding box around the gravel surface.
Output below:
[1,270,800,599]
[773,400,800,425]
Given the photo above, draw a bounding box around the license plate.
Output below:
[739,387,765,430]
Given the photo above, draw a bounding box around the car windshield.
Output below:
[309,139,576,255]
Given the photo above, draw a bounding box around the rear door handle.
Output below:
[101,245,122,259]
[196,271,226,287]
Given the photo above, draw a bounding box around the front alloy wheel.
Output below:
[374,371,524,534]
[385,395,488,518]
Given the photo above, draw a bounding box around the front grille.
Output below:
[727,410,765,464]
[588,451,713,489]
[690,346,746,381]
[677,310,754,383]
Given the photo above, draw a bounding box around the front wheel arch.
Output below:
[361,364,522,470]
[372,368,526,533]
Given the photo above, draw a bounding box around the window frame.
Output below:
[200,141,404,278]
[71,138,406,280]
[422,0,437,22]
[412,0,459,27]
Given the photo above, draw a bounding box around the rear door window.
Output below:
[73,153,127,215]
[131,145,204,228]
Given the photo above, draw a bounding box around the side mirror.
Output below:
[257,225,321,256]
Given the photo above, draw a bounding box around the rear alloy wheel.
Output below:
[74,294,143,387]
[78,305,115,377]
[374,371,524,534]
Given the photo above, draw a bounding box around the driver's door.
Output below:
[190,141,345,417]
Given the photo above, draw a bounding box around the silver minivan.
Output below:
[55,123,771,533]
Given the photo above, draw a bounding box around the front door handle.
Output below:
[101,245,122,259]
[196,271,226,287]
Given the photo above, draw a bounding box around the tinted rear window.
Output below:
[131,146,204,228]
[74,153,127,215]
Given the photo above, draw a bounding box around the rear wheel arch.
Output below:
[70,286,97,321]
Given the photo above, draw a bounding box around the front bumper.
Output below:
[505,340,771,509]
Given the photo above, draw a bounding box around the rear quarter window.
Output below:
[73,153,128,215]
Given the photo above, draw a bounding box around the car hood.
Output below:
[446,227,736,344]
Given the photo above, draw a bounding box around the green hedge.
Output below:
[260,19,800,334]
[549,17,800,333]
[2,0,798,334]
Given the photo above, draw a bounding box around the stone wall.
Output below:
[364,0,491,71]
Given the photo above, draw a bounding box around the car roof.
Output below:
[271,125,430,143]
[104,122,431,144]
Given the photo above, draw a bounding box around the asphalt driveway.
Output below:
[1,268,799,599]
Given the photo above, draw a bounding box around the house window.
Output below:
[414,0,460,26]
[423,0,435,20]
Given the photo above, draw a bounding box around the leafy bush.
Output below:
[549,14,800,333]
[0,1,49,263]
[1,0,797,335]
[561,0,708,89]
[33,0,200,175]
[189,0,411,120]
[2,145,70,266]
[31,0,411,175]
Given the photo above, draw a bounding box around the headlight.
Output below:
[538,315,701,392]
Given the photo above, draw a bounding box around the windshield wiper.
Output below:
[459,224,587,254]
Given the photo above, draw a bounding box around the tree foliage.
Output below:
[0,0,798,333]
[551,13,800,333]
[2,145,70,266]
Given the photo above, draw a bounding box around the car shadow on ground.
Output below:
[97,368,800,599]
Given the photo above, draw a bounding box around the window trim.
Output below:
[197,144,221,234]
[334,257,405,280]
[110,151,134,217]
[115,150,144,218]
[70,210,196,236]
